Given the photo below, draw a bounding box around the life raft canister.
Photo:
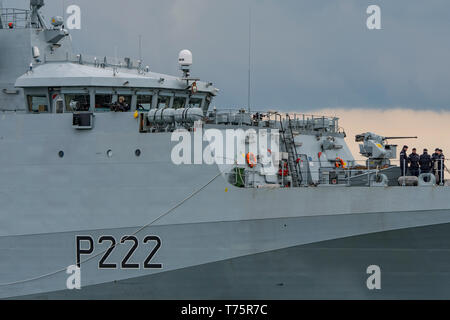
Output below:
[335,157,345,168]
[246,152,257,168]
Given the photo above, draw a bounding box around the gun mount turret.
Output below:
[356,132,418,167]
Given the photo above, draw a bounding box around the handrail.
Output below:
[287,115,304,185]
[0,8,30,29]
[41,52,149,72]
[212,108,338,122]
[275,113,303,187]
[209,109,341,133]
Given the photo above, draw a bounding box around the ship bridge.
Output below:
[2,0,218,114]
[15,60,218,114]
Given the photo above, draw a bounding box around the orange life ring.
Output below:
[246,152,257,168]
[335,157,345,168]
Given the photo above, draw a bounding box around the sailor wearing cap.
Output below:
[434,149,445,185]
[408,148,420,177]
[399,145,409,176]
[432,148,440,177]
[419,148,432,174]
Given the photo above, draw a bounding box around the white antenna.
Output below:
[113,45,118,76]
[0,1,3,29]
[247,7,252,113]
[138,34,142,62]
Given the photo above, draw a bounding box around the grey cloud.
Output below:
[5,0,450,110]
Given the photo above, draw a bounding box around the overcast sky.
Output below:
[5,0,450,111]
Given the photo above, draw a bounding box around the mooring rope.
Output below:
[0,171,223,287]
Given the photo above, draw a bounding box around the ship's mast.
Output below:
[30,0,48,29]
[0,0,3,29]
[138,35,142,62]
[247,7,252,113]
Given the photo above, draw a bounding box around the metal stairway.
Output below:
[279,116,303,187]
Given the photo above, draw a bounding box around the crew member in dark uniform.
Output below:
[441,149,446,183]
[435,149,445,185]
[408,148,420,177]
[111,96,130,112]
[419,148,432,174]
[399,145,409,176]
[432,148,440,177]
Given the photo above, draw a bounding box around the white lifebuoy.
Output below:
[418,173,436,186]
[370,173,388,187]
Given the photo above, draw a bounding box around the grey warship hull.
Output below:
[22,223,450,300]
[2,1,450,300]
[0,113,449,299]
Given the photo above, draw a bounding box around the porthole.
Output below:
[135,149,141,157]
[58,151,64,158]
[107,149,113,158]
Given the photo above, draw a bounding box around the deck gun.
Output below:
[356,133,418,167]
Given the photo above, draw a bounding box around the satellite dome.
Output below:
[51,16,64,27]
[178,49,193,67]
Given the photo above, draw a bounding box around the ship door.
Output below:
[50,90,63,113]
[298,154,312,185]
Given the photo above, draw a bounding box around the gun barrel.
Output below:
[383,136,418,140]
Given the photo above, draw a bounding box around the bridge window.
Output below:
[117,95,132,106]
[116,95,133,112]
[204,95,212,110]
[173,96,186,109]
[65,94,90,112]
[95,94,114,112]
[137,95,153,111]
[157,95,170,109]
[27,95,49,113]
[187,97,203,109]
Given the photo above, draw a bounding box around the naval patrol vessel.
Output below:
[1,1,450,299]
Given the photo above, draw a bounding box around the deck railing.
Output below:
[0,8,30,29]
[41,51,148,72]
[208,108,341,133]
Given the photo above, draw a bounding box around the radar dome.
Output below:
[51,16,64,27]
[178,50,193,67]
